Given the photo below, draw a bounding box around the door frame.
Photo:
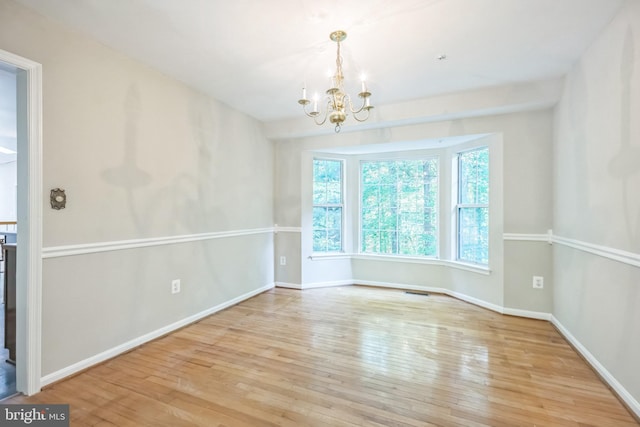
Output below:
[0,48,42,396]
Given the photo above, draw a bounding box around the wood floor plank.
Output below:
[4,286,637,426]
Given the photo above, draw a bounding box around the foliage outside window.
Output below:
[313,159,343,252]
[457,147,489,265]
[361,159,438,256]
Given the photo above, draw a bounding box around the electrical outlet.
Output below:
[171,279,181,294]
[532,276,544,289]
[280,256,286,266]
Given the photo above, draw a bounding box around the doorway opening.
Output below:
[0,49,43,398]
[0,64,18,399]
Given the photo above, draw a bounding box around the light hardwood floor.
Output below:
[5,286,638,426]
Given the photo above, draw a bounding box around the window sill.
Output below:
[310,253,492,275]
[308,252,351,261]
[351,253,439,265]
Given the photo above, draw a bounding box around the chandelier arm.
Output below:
[313,112,329,126]
[301,105,317,119]
[321,97,337,125]
[352,108,371,122]
[301,102,325,124]
[347,94,374,116]
[345,94,365,115]
[312,98,332,125]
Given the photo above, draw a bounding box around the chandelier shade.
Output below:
[298,30,373,133]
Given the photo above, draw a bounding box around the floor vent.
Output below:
[405,291,429,296]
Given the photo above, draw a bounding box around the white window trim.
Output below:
[358,155,440,258]
[307,134,500,274]
[312,157,345,254]
[454,146,490,266]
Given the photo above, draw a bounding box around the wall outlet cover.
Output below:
[533,276,544,289]
[171,279,181,294]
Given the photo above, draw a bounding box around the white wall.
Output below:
[0,0,274,379]
[553,0,640,410]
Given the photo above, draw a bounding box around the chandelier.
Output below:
[298,30,373,133]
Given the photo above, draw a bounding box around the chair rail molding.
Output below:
[42,228,274,258]
[553,234,640,268]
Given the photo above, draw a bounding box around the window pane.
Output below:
[362,230,380,253]
[313,159,342,204]
[378,162,395,185]
[379,231,397,254]
[312,230,326,252]
[457,147,489,265]
[312,206,343,252]
[361,159,438,257]
[325,182,341,204]
[458,207,488,264]
[312,207,326,229]
[361,162,379,184]
[312,183,326,205]
[459,148,489,204]
[313,159,343,252]
[362,206,379,224]
[326,207,342,229]
[327,229,342,252]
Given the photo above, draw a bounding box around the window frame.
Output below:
[455,146,489,265]
[312,157,345,253]
[358,155,440,258]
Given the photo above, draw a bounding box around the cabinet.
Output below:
[3,243,16,363]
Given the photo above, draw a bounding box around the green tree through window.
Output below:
[361,159,438,256]
[313,159,343,252]
[457,147,489,264]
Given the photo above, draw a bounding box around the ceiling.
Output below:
[8,0,625,131]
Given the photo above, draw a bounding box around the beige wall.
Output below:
[1,0,274,377]
[553,0,640,406]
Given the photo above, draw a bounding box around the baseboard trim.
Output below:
[275,282,302,289]
[447,290,505,314]
[354,280,443,293]
[502,307,552,321]
[277,280,353,290]
[358,281,552,320]
[39,283,275,388]
[550,315,640,420]
[355,280,509,315]
[301,280,352,289]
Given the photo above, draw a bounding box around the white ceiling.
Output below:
[10,0,625,128]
